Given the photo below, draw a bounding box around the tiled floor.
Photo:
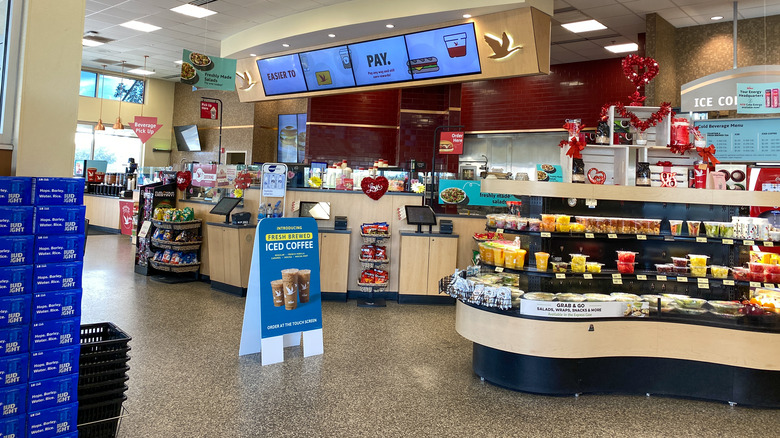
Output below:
[81,234,779,437]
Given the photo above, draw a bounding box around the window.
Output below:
[79,70,146,104]
[0,0,22,145]
[74,123,142,175]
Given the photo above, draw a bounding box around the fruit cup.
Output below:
[492,246,505,266]
[586,262,604,273]
[732,266,749,281]
[617,251,638,263]
[655,263,674,274]
[617,261,636,274]
[540,214,556,232]
[704,221,721,238]
[669,220,684,236]
[570,254,589,273]
[503,248,518,269]
[710,265,729,279]
[688,254,709,267]
[686,220,701,236]
[555,215,571,232]
[673,266,690,275]
[720,222,735,238]
[671,257,688,268]
[486,214,497,228]
[527,218,541,231]
[690,266,708,277]
[479,243,494,264]
[552,261,568,273]
[495,215,507,229]
[535,252,550,271]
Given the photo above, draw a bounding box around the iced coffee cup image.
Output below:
[297,269,311,303]
[271,280,284,307]
[443,32,467,58]
[281,269,299,310]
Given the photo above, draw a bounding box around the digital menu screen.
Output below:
[257,55,307,96]
[299,46,356,91]
[404,23,481,80]
[348,36,413,86]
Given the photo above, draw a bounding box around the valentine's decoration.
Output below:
[696,144,721,165]
[559,121,586,159]
[660,171,679,187]
[622,55,660,92]
[649,164,689,188]
[587,168,606,185]
[636,162,651,186]
[600,102,673,134]
[628,91,646,106]
[361,176,389,201]
[595,121,610,144]
[572,158,585,184]
[234,171,253,190]
[692,126,706,147]
[176,171,192,191]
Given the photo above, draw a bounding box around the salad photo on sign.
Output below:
[181,49,237,91]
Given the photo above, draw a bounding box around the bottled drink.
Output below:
[272,203,281,218]
[258,204,266,219]
[266,203,272,218]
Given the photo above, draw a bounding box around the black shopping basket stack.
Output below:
[78,322,132,438]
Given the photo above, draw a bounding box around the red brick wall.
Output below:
[461,58,637,131]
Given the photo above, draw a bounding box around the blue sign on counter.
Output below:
[695,118,780,162]
[438,179,513,207]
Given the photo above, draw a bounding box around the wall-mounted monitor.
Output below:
[277,113,307,163]
[348,36,413,86]
[404,23,481,80]
[299,45,356,91]
[173,125,202,152]
[257,54,308,96]
[299,201,331,220]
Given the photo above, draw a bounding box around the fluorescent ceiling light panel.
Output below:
[562,19,607,33]
[605,43,639,53]
[120,21,161,32]
[171,4,217,18]
[82,39,104,47]
[128,68,155,75]
[174,60,183,64]
[711,15,724,20]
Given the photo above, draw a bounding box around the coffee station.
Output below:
[81,159,139,232]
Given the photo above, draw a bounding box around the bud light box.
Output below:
[0,326,29,357]
[29,345,79,381]
[32,290,81,322]
[0,177,33,206]
[0,236,34,267]
[0,385,26,418]
[31,318,80,351]
[0,295,31,328]
[0,206,34,236]
[34,235,85,264]
[27,402,78,438]
[0,265,32,297]
[0,414,25,438]
[34,206,85,235]
[0,355,28,388]
[27,374,78,412]
[34,178,85,206]
[33,262,83,292]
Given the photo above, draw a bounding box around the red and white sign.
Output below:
[201,101,219,119]
[130,116,163,143]
[439,131,464,154]
[191,164,218,188]
[119,200,134,236]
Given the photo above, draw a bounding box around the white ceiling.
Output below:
[81,0,780,80]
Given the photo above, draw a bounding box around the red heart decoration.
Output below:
[587,168,606,185]
[361,176,389,201]
[234,172,253,190]
[176,171,192,191]
[622,55,659,89]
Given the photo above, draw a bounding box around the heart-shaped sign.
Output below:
[234,171,253,190]
[622,55,659,89]
[587,168,606,185]
[361,176,389,201]
[176,171,192,191]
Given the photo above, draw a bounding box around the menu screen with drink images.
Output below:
[404,23,481,80]
[300,45,356,91]
[257,54,307,96]
[348,36,413,86]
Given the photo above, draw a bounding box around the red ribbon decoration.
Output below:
[600,102,674,133]
[668,142,694,155]
[628,91,646,106]
[656,161,673,167]
[234,171,253,190]
[696,144,721,165]
[622,55,660,90]
[559,136,586,159]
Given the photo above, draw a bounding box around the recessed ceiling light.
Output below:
[127,68,155,75]
[711,15,724,20]
[463,14,472,19]
[171,4,217,18]
[82,39,104,47]
[282,43,290,48]
[174,60,183,65]
[562,19,607,33]
[605,42,639,53]
[328,34,336,38]
[386,24,394,29]
[120,20,161,33]
[250,53,257,57]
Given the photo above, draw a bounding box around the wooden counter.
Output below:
[398,232,458,302]
[84,194,124,231]
[206,222,256,296]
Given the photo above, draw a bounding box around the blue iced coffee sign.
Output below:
[258,218,323,339]
[438,180,512,207]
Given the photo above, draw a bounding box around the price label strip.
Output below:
[583,273,593,280]
[698,282,710,289]
[750,281,761,288]
[722,239,734,245]
[496,228,504,234]
[495,267,504,273]
[723,280,735,286]
[696,237,707,243]
[697,278,709,285]
[677,276,688,283]
[636,274,647,281]
[656,275,667,282]
[555,273,566,279]
[744,240,755,246]
[585,233,595,239]
[637,234,647,240]
[612,273,622,285]
[764,241,774,247]
[540,232,551,238]
[608,233,618,239]
[765,283,775,289]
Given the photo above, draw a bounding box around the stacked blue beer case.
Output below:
[0,177,83,438]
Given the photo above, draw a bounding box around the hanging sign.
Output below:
[130,116,162,143]
[681,65,780,112]
[239,218,324,365]
[191,164,218,188]
[439,131,464,154]
[201,101,219,119]
[181,49,237,91]
[737,83,780,114]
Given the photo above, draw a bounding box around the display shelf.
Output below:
[149,260,201,273]
[484,226,765,246]
[481,179,780,207]
[150,239,202,251]
[151,219,201,230]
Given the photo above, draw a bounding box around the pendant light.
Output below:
[113,61,125,130]
[95,65,107,131]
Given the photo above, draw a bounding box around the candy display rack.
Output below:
[357,231,391,307]
[148,218,202,283]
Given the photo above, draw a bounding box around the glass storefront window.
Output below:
[79,70,145,103]
[79,71,97,97]
[74,123,142,174]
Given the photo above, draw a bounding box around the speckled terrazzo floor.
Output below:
[80,234,779,437]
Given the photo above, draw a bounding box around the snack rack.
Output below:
[357,230,391,307]
[148,219,202,281]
